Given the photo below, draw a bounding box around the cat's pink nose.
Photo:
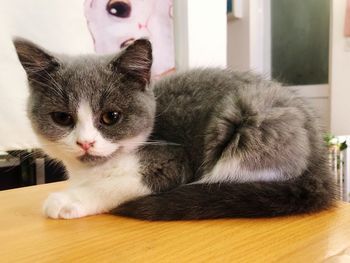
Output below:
[76,140,95,151]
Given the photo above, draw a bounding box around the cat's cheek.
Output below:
[43,192,88,219]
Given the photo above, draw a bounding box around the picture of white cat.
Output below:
[84,0,175,79]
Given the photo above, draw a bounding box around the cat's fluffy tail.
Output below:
[112,170,337,221]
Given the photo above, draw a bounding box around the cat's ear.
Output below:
[13,37,60,81]
[110,38,153,87]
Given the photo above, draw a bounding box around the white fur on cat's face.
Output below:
[40,100,149,166]
[84,0,175,77]
[62,100,118,157]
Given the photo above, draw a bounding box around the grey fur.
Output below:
[117,69,336,220]
[152,70,313,179]
[14,38,337,220]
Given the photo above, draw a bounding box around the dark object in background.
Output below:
[0,161,21,191]
[0,150,66,191]
[45,159,66,184]
[271,0,330,85]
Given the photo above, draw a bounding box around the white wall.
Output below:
[174,0,227,69]
[227,0,251,70]
[0,0,93,151]
[227,0,270,74]
[330,0,350,136]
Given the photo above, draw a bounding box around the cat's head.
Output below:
[14,38,155,167]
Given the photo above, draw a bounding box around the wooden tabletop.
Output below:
[1,182,350,263]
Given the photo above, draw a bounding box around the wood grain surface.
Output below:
[1,182,350,262]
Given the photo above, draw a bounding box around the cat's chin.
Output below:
[77,153,112,166]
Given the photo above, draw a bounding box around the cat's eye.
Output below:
[101,111,122,126]
[107,0,131,18]
[50,112,74,127]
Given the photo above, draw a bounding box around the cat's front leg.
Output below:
[43,173,151,219]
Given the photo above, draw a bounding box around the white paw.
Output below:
[43,192,87,219]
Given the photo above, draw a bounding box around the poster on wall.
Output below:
[84,0,175,78]
[0,0,175,150]
[345,0,350,37]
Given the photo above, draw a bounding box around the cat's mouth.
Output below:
[78,153,110,164]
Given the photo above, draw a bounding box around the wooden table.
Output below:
[1,182,350,262]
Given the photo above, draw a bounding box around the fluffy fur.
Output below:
[14,38,337,221]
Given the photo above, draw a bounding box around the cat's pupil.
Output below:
[107,0,131,18]
[101,111,121,126]
[50,112,74,127]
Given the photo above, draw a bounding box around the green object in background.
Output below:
[227,0,233,14]
[271,0,330,85]
[324,133,348,151]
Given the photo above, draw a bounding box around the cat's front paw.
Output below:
[43,192,87,219]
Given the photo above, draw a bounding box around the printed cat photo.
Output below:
[13,37,336,220]
[84,0,175,78]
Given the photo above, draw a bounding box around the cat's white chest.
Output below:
[68,154,141,182]
[43,153,150,219]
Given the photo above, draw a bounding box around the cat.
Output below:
[84,0,175,78]
[13,37,336,220]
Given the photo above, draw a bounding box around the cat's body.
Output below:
[14,38,336,220]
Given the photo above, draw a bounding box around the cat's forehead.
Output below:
[63,56,115,85]
[62,55,110,81]
[43,55,129,111]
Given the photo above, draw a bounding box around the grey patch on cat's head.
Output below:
[14,37,155,165]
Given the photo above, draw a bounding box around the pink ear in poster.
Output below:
[84,0,175,79]
[345,0,350,37]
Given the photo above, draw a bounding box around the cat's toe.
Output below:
[43,192,67,218]
[43,192,86,219]
[58,203,86,219]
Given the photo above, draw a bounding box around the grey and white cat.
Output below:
[14,38,336,220]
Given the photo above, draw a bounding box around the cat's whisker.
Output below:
[29,77,65,98]
[6,151,42,165]
[121,141,181,147]
[23,59,65,97]
[46,158,64,167]
[38,143,78,154]
[155,102,174,117]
